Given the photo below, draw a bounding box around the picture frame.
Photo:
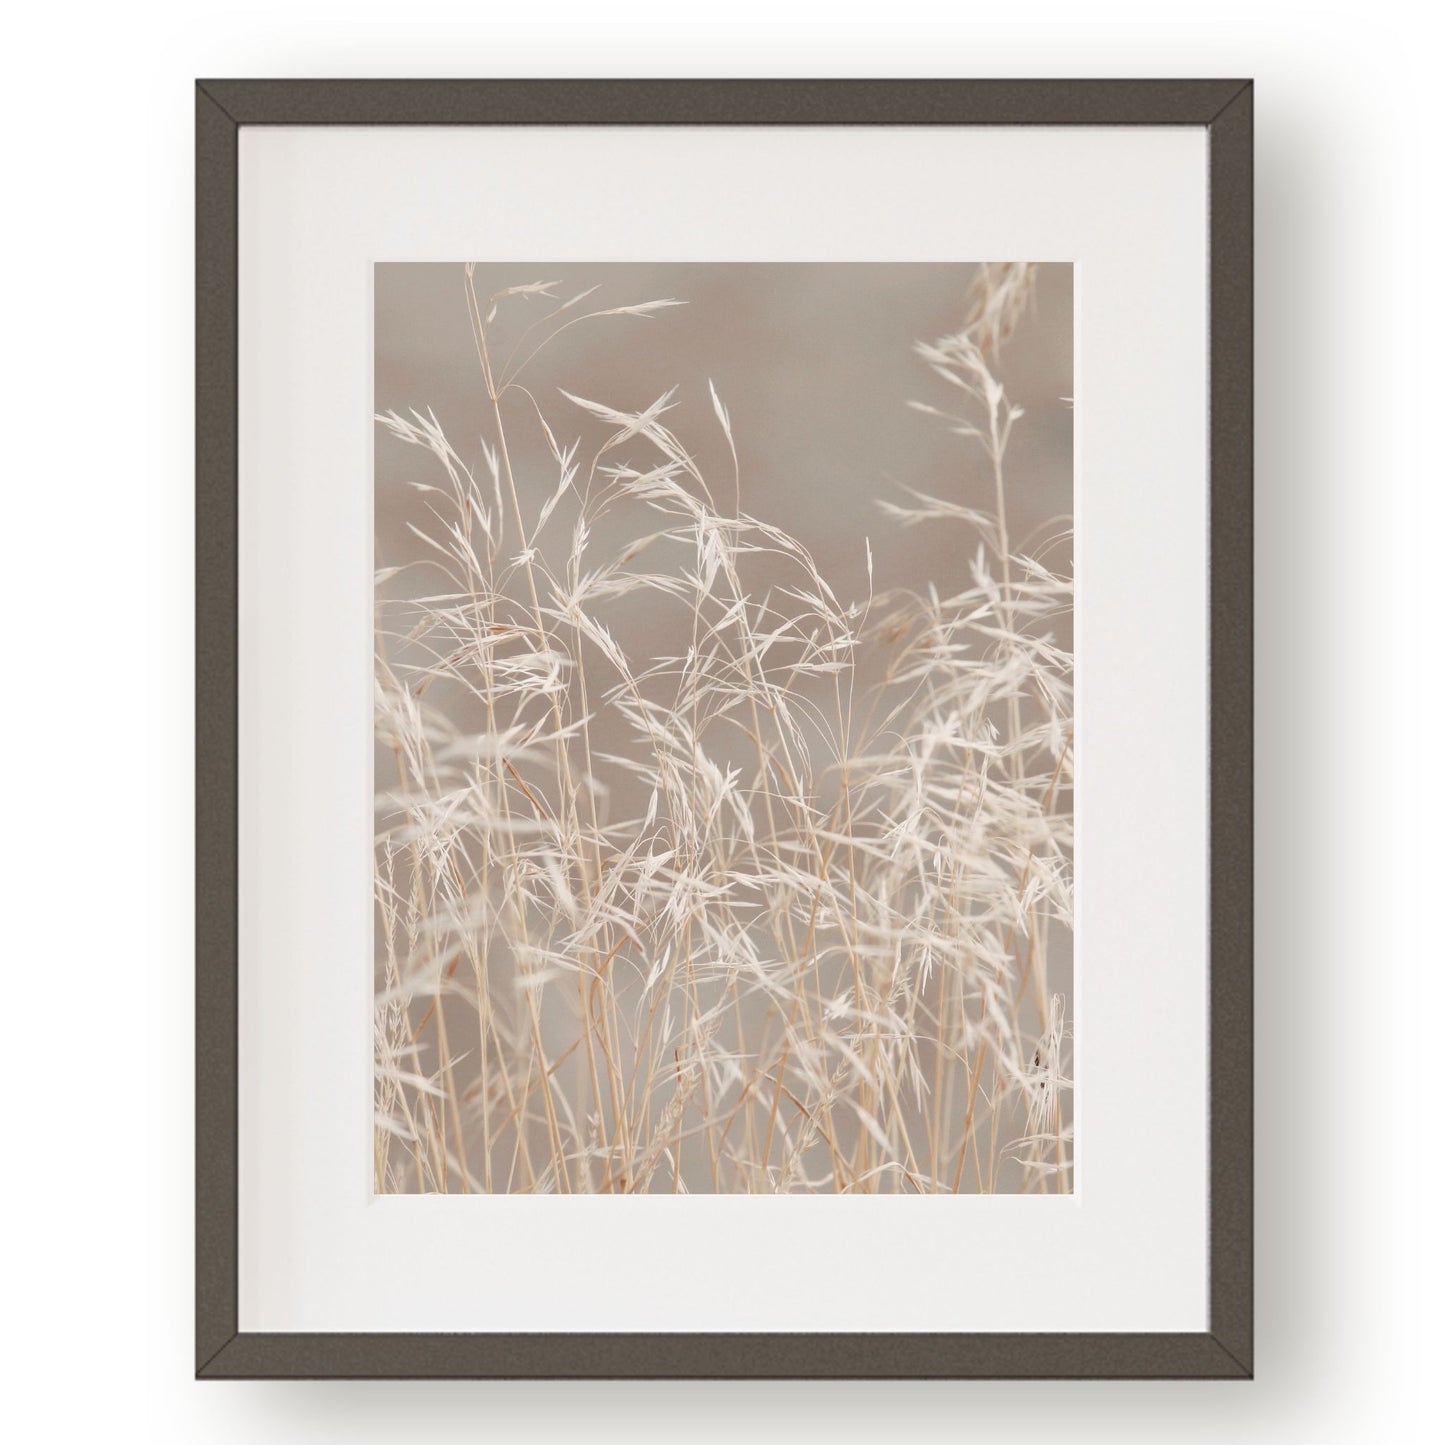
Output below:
[196,77,1252,1379]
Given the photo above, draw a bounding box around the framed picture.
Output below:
[197,78,1252,1378]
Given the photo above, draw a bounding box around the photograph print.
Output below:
[373,262,1074,1195]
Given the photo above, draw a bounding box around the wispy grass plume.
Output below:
[374,264,1073,1194]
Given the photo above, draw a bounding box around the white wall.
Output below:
[5,2,1437,1439]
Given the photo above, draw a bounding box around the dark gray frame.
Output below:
[196,78,1252,1380]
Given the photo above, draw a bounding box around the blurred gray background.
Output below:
[375,263,1072,603]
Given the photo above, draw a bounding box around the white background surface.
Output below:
[239,125,1205,1333]
[3,0,1440,1439]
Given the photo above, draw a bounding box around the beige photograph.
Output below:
[374,262,1073,1194]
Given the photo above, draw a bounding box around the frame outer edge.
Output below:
[195,82,241,1374]
[1207,81,1255,1376]
[194,77,1251,128]
[196,77,1255,1380]
[197,1331,1248,1381]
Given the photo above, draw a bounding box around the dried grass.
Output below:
[374,264,1072,1193]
